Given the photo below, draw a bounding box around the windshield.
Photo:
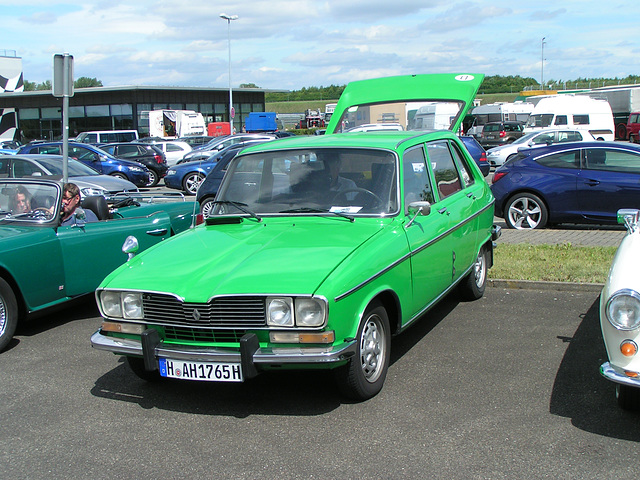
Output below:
[512,132,539,145]
[526,114,554,128]
[333,101,464,133]
[35,157,101,176]
[0,180,59,223]
[213,148,398,217]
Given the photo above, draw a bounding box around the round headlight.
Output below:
[267,297,293,327]
[122,293,143,319]
[295,298,326,327]
[606,289,640,331]
[100,291,123,318]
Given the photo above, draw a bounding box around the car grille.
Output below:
[163,326,247,343]
[142,293,267,328]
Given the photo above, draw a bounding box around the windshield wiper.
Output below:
[212,200,262,222]
[280,207,355,222]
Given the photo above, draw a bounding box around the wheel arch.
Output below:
[502,188,551,219]
[366,289,402,336]
[0,267,26,321]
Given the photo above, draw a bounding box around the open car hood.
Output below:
[325,73,484,134]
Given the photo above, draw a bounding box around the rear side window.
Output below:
[586,148,640,174]
[559,131,582,142]
[537,151,580,169]
[554,116,568,126]
[427,141,462,200]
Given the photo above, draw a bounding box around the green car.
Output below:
[91,74,500,400]
[0,178,197,351]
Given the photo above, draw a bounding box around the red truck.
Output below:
[626,113,640,143]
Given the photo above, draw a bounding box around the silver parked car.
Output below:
[0,154,139,198]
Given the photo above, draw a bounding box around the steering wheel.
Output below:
[332,188,383,210]
[32,207,53,219]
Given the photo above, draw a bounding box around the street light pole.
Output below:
[541,37,546,91]
[220,13,238,135]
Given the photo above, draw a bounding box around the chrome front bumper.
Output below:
[600,362,640,387]
[91,330,357,368]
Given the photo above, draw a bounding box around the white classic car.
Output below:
[600,208,640,410]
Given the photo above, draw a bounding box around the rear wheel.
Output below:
[459,247,488,300]
[200,196,216,218]
[505,193,548,230]
[126,356,161,382]
[0,278,18,352]
[183,172,205,195]
[334,301,390,401]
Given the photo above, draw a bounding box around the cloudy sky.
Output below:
[3,0,638,91]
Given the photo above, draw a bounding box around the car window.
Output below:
[536,151,580,169]
[558,131,582,142]
[403,145,434,207]
[449,141,474,188]
[427,141,462,200]
[101,145,115,155]
[532,132,554,144]
[11,159,45,177]
[585,148,640,174]
[573,115,590,125]
[554,115,568,126]
[38,146,61,155]
[70,146,99,162]
[167,144,184,152]
[0,157,9,177]
[117,145,140,158]
[630,114,639,123]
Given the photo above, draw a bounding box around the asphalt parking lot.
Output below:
[1,276,638,479]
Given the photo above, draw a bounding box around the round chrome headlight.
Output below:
[295,298,326,327]
[267,297,294,327]
[100,291,123,318]
[606,289,640,331]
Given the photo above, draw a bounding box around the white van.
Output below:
[75,130,139,144]
[524,95,614,141]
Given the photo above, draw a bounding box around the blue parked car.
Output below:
[491,141,640,229]
[165,140,272,195]
[17,142,150,187]
[460,135,490,176]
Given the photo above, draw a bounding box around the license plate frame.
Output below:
[159,358,244,382]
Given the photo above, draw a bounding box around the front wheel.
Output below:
[146,170,159,187]
[110,172,128,181]
[459,247,488,300]
[616,384,640,411]
[126,356,161,382]
[505,193,548,230]
[183,172,205,195]
[334,301,390,401]
[0,278,18,352]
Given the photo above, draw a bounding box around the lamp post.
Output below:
[220,13,238,135]
[541,37,546,91]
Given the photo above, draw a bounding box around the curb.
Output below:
[488,278,603,293]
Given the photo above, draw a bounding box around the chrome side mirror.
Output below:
[406,201,431,228]
[122,235,139,261]
[617,209,640,233]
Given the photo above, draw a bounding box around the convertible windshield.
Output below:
[213,148,398,216]
[333,100,465,133]
[0,180,59,222]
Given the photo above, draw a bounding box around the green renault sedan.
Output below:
[91,73,500,400]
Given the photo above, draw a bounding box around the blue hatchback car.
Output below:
[17,142,150,187]
[491,141,640,229]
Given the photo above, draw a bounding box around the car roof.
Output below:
[518,140,640,156]
[240,130,456,155]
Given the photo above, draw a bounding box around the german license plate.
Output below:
[159,358,243,382]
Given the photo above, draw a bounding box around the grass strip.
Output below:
[489,243,618,284]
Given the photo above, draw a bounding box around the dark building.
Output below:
[0,85,269,142]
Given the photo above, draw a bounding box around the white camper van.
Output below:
[524,95,615,141]
[148,110,206,139]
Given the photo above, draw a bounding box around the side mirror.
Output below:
[617,209,640,233]
[122,235,139,261]
[406,201,431,228]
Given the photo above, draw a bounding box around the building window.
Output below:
[86,105,109,117]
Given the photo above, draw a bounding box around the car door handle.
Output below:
[584,179,600,186]
[437,207,449,215]
[466,192,476,200]
[146,228,168,236]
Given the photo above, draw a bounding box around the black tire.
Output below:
[200,196,216,218]
[504,193,548,230]
[459,247,488,301]
[616,384,640,411]
[334,301,390,401]
[110,172,129,181]
[0,278,18,352]
[183,172,205,195]
[146,170,159,187]
[125,356,161,382]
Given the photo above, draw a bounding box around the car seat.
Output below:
[81,195,110,220]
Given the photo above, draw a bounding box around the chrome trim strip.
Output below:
[600,362,640,387]
[91,330,356,365]
[335,199,494,302]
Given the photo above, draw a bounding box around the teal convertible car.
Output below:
[0,178,197,351]
[91,74,500,400]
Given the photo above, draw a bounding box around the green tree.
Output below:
[74,77,103,88]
